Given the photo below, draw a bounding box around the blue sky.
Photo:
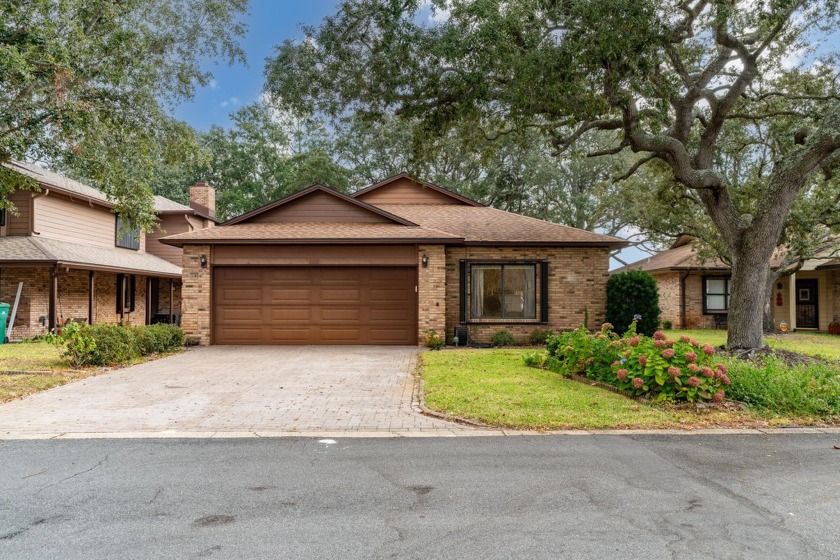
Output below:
[173,0,341,131]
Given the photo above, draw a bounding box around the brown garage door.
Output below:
[213,267,417,345]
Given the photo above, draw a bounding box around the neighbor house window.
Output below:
[470,263,537,320]
[703,276,731,313]
[115,215,140,250]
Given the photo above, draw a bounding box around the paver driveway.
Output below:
[0,346,466,438]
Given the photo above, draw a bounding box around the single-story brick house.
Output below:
[0,161,216,340]
[161,174,626,345]
[616,236,840,332]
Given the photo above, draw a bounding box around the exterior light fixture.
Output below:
[421,254,429,268]
[199,255,208,268]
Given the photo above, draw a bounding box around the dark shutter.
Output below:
[129,275,136,312]
[540,261,549,324]
[0,208,6,227]
[459,260,467,324]
[116,274,124,314]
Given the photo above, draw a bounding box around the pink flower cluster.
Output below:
[653,331,667,340]
[685,352,698,363]
[628,336,640,347]
[703,344,716,355]
[632,378,644,389]
[687,376,701,387]
[661,348,675,359]
[667,366,681,377]
[638,355,648,366]
[617,369,628,380]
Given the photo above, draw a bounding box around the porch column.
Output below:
[48,269,58,332]
[145,277,152,325]
[88,271,95,325]
[169,279,175,324]
[788,272,797,331]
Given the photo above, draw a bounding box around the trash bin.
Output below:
[0,303,9,345]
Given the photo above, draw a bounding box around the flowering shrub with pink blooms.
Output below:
[538,322,729,403]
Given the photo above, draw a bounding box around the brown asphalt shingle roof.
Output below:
[613,243,729,273]
[5,160,199,215]
[160,222,462,246]
[375,204,627,246]
[0,236,182,277]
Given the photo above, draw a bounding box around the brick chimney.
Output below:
[189,180,216,219]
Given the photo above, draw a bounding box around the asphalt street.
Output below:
[1,434,838,559]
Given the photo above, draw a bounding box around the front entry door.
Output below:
[795,279,819,329]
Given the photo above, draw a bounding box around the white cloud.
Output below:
[220,96,240,108]
[208,79,218,90]
[421,0,452,24]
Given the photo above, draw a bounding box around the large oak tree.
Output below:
[266,0,840,349]
[1,0,247,229]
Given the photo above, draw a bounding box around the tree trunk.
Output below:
[726,249,774,350]
[763,271,779,334]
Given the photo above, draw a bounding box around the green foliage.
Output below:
[423,329,445,350]
[135,324,185,355]
[526,329,553,346]
[606,271,661,336]
[543,325,728,403]
[1,0,248,228]
[50,323,184,368]
[522,350,548,369]
[46,322,96,368]
[725,359,840,416]
[545,325,623,380]
[662,320,673,330]
[490,330,517,347]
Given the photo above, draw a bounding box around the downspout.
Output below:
[679,271,689,329]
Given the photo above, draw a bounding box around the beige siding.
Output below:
[147,214,190,265]
[34,193,115,247]
[249,191,391,224]
[356,177,467,205]
[5,189,33,236]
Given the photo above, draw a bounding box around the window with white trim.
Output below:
[703,276,731,313]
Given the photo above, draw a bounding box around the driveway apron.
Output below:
[0,346,463,438]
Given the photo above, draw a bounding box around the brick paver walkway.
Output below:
[0,346,474,438]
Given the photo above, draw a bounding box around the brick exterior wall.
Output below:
[181,245,211,345]
[0,267,49,339]
[417,244,446,343]
[0,267,165,340]
[652,272,682,328]
[189,183,216,219]
[444,246,611,344]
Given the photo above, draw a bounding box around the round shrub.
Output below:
[87,324,140,366]
[526,329,553,346]
[490,330,517,347]
[606,270,661,336]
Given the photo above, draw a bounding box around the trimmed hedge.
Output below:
[52,323,184,368]
[606,270,661,337]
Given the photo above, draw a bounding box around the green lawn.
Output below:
[421,348,836,429]
[664,329,840,360]
[0,341,70,371]
[423,349,680,429]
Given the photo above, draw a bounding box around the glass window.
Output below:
[470,264,537,320]
[115,215,140,250]
[704,277,731,312]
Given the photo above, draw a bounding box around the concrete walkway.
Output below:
[0,346,470,439]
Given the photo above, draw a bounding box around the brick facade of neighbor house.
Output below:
[0,267,153,340]
[444,246,611,344]
[652,272,682,328]
[0,267,50,339]
[181,244,211,345]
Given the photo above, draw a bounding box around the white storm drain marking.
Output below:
[318,439,337,445]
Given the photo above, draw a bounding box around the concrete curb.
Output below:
[2,426,840,441]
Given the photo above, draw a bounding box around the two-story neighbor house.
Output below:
[0,161,215,340]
